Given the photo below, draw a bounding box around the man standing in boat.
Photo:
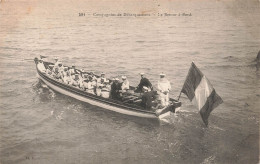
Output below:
[135,73,153,93]
[157,73,171,107]
[121,76,129,93]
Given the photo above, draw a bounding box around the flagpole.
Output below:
[177,62,194,101]
[177,91,182,101]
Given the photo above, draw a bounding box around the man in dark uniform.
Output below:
[110,78,122,100]
[135,73,153,93]
[140,86,156,110]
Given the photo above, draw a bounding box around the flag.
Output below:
[181,62,223,126]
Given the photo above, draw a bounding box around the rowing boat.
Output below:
[34,57,181,119]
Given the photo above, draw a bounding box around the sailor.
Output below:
[37,59,46,72]
[157,73,171,107]
[54,57,59,64]
[97,72,106,83]
[110,78,121,99]
[62,67,68,77]
[53,57,59,70]
[57,61,64,73]
[140,86,155,110]
[71,74,80,87]
[52,67,62,81]
[121,76,129,93]
[46,67,52,75]
[81,74,89,90]
[69,65,76,76]
[63,71,71,84]
[89,72,95,79]
[86,76,95,94]
[96,73,106,96]
[101,79,110,98]
[136,73,153,92]
[96,77,106,96]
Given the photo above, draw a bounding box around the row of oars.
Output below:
[122,95,141,103]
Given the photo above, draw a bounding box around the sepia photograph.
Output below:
[0,0,259,163]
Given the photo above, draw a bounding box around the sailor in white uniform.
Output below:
[53,57,59,70]
[86,77,95,94]
[82,74,89,90]
[121,76,129,93]
[96,73,106,96]
[69,65,76,76]
[157,73,171,107]
[63,71,71,84]
[71,74,80,87]
[101,79,110,98]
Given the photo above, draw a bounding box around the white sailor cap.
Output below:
[54,57,58,60]
[101,72,105,75]
[160,73,166,76]
[122,76,127,79]
[115,78,119,81]
[140,73,145,75]
[143,86,148,90]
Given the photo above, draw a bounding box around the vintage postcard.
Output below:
[0,0,259,163]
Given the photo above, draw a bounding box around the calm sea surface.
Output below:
[0,0,259,163]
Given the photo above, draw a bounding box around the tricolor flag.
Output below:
[181,62,223,126]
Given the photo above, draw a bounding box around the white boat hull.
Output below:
[38,74,157,119]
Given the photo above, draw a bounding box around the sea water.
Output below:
[0,0,259,163]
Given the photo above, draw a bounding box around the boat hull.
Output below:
[37,71,158,119]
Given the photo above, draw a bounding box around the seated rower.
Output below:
[52,67,62,81]
[57,61,64,73]
[140,86,156,110]
[46,68,52,75]
[62,67,68,77]
[69,65,76,76]
[86,76,95,94]
[121,76,129,93]
[70,74,80,87]
[63,71,71,85]
[96,77,106,96]
[37,59,46,72]
[97,72,106,83]
[101,80,110,98]
[135,73,153,93]
[81,74,89,90]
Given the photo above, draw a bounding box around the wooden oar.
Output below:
[123,97,140,103]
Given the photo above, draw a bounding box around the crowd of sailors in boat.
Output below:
[37,58,172,111]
